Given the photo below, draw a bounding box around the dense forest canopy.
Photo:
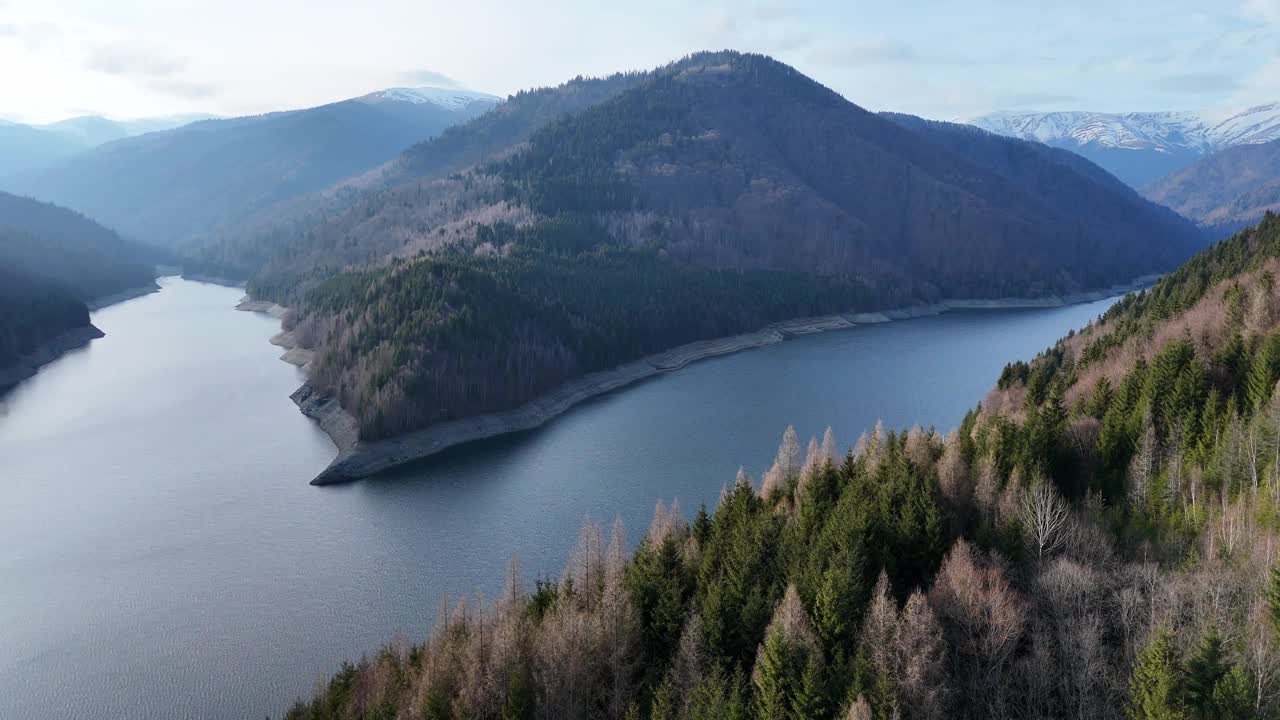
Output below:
[285,212,1280,720]
[294,237,887,439]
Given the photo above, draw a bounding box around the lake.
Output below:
[0,276,1117,719]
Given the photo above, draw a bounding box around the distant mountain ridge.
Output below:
[0,114,211,178]
[5,86,501,247]
[966,103,1280,187]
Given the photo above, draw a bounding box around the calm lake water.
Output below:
[0,276,1118,719]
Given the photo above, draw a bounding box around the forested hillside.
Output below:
[0,192,157,300]
[0,265,92,370]
[284,212,1280,720]
[0,192,156,375]
[266,52,1204,443]
[1145,138,1280,238]
[184,71,645,283]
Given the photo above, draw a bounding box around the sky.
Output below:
[1,0,1278,124]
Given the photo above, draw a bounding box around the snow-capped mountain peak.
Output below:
[360,86,502,112]
[963,103,1280,187]
[965,104,1280,154]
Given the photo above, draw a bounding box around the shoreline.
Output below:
[0,324,105,391]
[87,281,162,311]
[237,275,1155,485]
[1,280,164,393]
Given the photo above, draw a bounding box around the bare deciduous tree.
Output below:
[1017,479,1072,563]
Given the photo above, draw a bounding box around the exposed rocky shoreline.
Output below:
[237,275,1155,485]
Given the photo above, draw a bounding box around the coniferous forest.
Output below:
[283,214,1280,719]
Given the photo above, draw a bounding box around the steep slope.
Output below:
[281,218,1280,720]
[184,71,644,283]
[1143,138,1280,237]
[272,52,1204,449]
[0,192,158,386]
[0,192,158,300]
[6,87,499,247]
[968,103,1280,187]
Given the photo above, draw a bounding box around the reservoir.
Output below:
[0,276,1118,719]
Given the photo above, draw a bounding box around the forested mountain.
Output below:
[5,87,499,247]
[0,192,156,376]
[0,113,208,178]
[184,71,645,282]
[0,192,157,300]
[967,104,1280,187]
[265,52,1203,442]
[1144,138,1280,238]
[283,212,1280,720]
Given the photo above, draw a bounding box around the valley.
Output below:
[0,276,1119,720]
[5,15,1280,719]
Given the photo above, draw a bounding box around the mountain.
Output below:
[184,71,644,283]
[0,192,159,300]
[0,114,210,178]
[5,87,500,248]
[0,192,158,385]
[254,52,1204,445]
[1143,138,1280,236]
[967,104,1280,187]
[281,214,1280,720]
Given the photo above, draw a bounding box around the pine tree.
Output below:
[790,656,827,720]
[501,668,532,720]
[1268,563,1280,640]
[1210,665,1253,720]
[1185,625,1228,719]
[1127,626,1187,720]
[1087,377,1113,419]
[812,559,855,653]
[753,586,822,720]
[1248,335,1280,411]
[753,630,792,720]
[649,677,676,720]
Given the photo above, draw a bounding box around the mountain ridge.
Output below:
[5,86,502,247]
[966,103,1280,187]
[256,51,1206,447]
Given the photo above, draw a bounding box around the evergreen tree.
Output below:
[1185,625,1228,719]
[1210,665,1253,720]
[1127,626,1187,720]
[649,677,676,720]
[1248,334,1280,411]
[790,656,827,720]
[1266,562,1280,639]
[753,630,792,720]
